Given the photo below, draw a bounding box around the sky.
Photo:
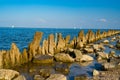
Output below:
[0,0,120,29]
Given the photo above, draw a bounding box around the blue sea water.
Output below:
[0,27,109,52]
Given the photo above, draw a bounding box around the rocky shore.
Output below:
[0,29,120,80]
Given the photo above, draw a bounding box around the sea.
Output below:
[0,27,110,51]
[0,27,120,80]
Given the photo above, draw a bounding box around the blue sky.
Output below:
[0,0,120,29]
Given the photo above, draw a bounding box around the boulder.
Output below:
[0,69,20,80]
[33,55,53,64]
[108,51,116,58]
[73,49,83,61]
[93,69,99,76]
[93,44,105,51]
[28,32,43,61]
[46,74,67,80]
[103,40,109,44]
[54,53,74,62]
[13,75,26,80]
[76,41,84,48]
[80,55,93,62]
[34,75,45,80]
[84,48,94,53]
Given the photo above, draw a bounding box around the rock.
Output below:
[34,75,45,80]
[80,55,93,62]
[28,32,43,61]
[54,53,74,62]
[55,62,70,74]
[0,69,19,80]
[93,69,99,76]
[103,40,109,44]
[9,43,21,66]
[102,63,115,70]
[46,74,67,80]
[84,48,94,53]
[29,68,36,73]
[111,37,116,41]
[13,75,26,80]
[48,34,56,56]
[108,50,116,58]
[76,41,84,48]
[55,33,65,53]
[96,52,108,60]
[93,44,105,51]
[65,35,70,46]
[33,55,53,64]
[78,30,86,43]
[42,39,49,55]
[22,49,28,63]
[116,40,120,49]
[73,49,83,61]
[39,69,55,78]
[0,50,5,68]
[74,76,88,80]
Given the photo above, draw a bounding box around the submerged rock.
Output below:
[46,74,67,80]
[33,55,53,64]
[39,69,55,78]
[96,52,108,60]
[54,53,74,62]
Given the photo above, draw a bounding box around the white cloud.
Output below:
[98,18,107,22]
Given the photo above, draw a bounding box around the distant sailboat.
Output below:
[11,25,15,28]
[74,26,76,29]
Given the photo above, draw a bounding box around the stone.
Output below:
[46,74,67,80]
[42,39,49,54]
[65,35,70,46]
[48,34,55,56]
[116,40,120,49]
[55,62,70,74]
[13,75,26,80]
[73,49,83,61]
[54,53,74,62]
[28,32,43,61]
[56,33,65,53]
[22,49,28,63]
[103,40,109,44]
[0,50,5,68]
[108,50,116,58]
[34,75,45,80]
[80,55,93,62]
[102,63,115,70]
[9,43,21,66]
[39,69,55,78]
[84,48,94,53]
[76,41,84,49]
[33,55,53,64]
[0,69,19,80]
[96,52,108,60]
[93,69,99,76]
[78,30,86,43]
[74,76,88,80]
